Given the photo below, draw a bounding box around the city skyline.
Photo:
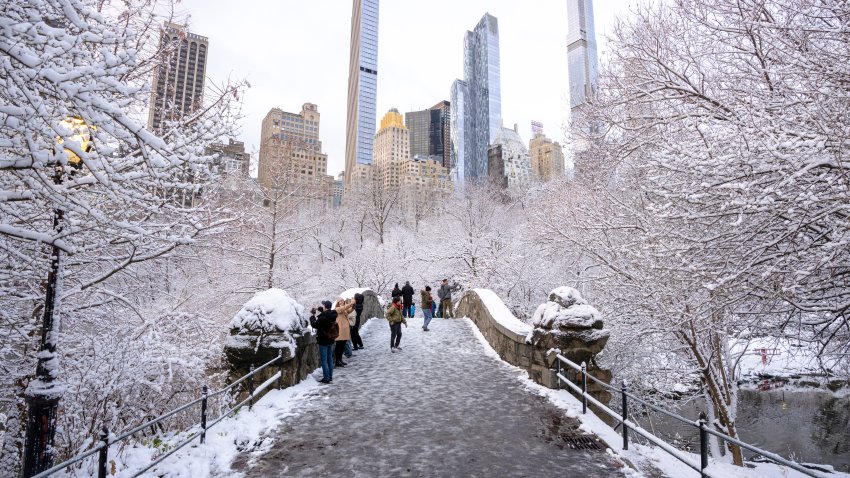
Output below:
[176,0,633,177]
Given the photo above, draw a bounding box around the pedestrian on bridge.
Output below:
[310,302,338,384]
[334,298,355,367]
[421,286,434,331]
[401,281,415,318]
[386,296,407,352]
[438,279,462,319]
[351,292,365,350]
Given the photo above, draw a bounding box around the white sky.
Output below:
[177,0,636,177]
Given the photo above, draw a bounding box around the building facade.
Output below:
[148,22,208,133]
[567,0,598,110]
[344,0,380,186]
[529,132,565,182]
[488,124,532,191]
[258,103,333,208]
[405,101,451,168]
[206,139,250,177]
[450,13,502,188]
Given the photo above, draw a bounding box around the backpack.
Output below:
[326,321,340,341]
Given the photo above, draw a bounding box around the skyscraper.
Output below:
[567,0,598,110]
[450,13,502,187]
[344,0,380,186]
[148,22,208,133]
[529,131,565,182]
[405,100,451,167]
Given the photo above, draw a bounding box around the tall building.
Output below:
[373,108,409,190]
[344,0,381,186]
[405,100,451,167]
[567,0,598,110]
[148,22,208,133]
[529,132,565,182]
[258,103,333,208]
[450,13,502,187]
[488,124,532,191]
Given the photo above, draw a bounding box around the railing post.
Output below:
[277,349,284,390]
[581,361,588,415]
[200,385,208,444]
[248,364,255,411]
[555,358,561,390]
[97,426,109,478]
[621,381,629,450]
[699,412,708,477]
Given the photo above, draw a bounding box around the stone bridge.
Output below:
[223,287,620,477]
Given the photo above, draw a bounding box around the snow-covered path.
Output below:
[233,316,623,477]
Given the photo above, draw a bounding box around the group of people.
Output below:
[309,293,366,384]
[310,279,462,384]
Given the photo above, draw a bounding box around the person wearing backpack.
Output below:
[386,296,407,352]
[310,302,338,384]
[334,298,355,367]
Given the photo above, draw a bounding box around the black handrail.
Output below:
[555,353,830,478]
[32,350,292,478]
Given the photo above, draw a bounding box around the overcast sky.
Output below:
[177,0,637,177]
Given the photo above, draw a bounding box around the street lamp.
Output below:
[22,117,93,477]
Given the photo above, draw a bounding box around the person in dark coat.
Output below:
[401,281,415,318]
[391,283,402,301]
[351,292,365,350]
[310,301,338,383]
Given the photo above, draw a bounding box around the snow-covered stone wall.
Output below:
[224,289,319,402]
[457,287,613,404]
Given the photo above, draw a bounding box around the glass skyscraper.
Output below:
[450,13,501,187]
[345,0,380,185]
[567,0,598,110]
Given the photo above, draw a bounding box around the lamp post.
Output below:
[22,117,93,477]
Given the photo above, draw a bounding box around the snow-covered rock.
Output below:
[228,288,308,334]
[528,287,610,366]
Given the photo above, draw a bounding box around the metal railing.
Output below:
[555,354,831,478]
[32,351,292,478]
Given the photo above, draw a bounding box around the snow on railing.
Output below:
[554,354,832,478]
[32,350,293,478]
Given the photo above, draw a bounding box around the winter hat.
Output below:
[322,300,333,310]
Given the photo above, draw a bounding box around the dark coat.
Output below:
[391,286,402,299]
[401,284,415,305]
[310,309,338,346]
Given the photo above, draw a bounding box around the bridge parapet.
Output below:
[456,287,612,404]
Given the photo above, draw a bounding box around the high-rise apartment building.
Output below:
[258,103,333,208]
[529,132,565,182]
[148,22,208,133]
[450,13,502,188]
[405,101,451,167]
[567,0,598,110]
[488,124,532,191]
[344,0,380,186]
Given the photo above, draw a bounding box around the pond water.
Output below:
[616,388,850,472]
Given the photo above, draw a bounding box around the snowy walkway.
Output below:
[232,316,623,477]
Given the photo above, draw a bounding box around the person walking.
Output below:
[333,298,354,367]
[386,296,407,352]
[351,292,365,350]
[401,281,415,318]
[310,302,338,384]
[391,283,402,301]
[420,286,434,331]
[438,279,462,319]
